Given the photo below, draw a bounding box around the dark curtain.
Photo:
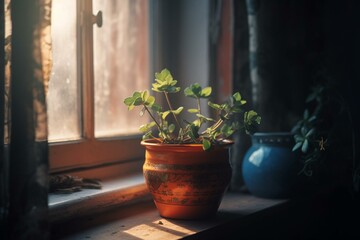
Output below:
[231,0,360,193]
[229,0,252,191]
[1,0,52,239]
[243,0,323,131]
[0,0,6,237]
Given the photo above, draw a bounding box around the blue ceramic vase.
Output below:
[242,132,301,199]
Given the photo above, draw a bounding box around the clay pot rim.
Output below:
[141,138,234,150]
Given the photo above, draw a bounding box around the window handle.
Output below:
[92,10,103,28]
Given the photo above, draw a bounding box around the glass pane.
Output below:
[93,0,150,138]
[47,0,81,142]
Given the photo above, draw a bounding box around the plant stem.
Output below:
[197,98,203,126]
[212,120,223,131]
[144,105,162,131]
[202,110,231,136]
[164,92,182,129]
[209,112,228,131]
[197,98,201,115]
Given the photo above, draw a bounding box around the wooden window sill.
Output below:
[49,173,151,224]
[50,179,287,239]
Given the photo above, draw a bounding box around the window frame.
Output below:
[49,0,148,174]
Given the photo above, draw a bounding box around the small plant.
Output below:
[124,68,261,150]
[291,84,329,176]
[292,82,357,181]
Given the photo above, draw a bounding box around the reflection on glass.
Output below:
[47,0,81,141]
[93,0,150,138]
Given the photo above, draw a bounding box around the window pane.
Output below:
[47,0,81,141]
[93,0,150,138]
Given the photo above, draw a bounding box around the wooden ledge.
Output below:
[49,173,151,224]
[50,191,286,239]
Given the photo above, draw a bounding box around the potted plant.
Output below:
[291,82,358,196]
[124,68,261,219]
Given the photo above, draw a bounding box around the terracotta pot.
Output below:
[141,139,233,220]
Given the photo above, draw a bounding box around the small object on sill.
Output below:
[49,174,102,194]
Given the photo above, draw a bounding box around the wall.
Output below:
[153,0,211,119]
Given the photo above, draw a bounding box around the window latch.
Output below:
[92,11,103,28]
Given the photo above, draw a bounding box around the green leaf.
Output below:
[145,95,155,107]
[133,96,143,106]
[301,139,309,153]
[161,111,171,120]
[124,91,142,108]
[244,110,261,134]
[139,122,156,132]
[188,108,199,113]
[192,84,202,94]
[168,124,175,133]
[172,106,184,115]
[292,142,303,151]
[165,86,181,93]
[294,134,304,142]
[245,110,261,124]
[124,91,145,110]
[202,139,212,151]
[303,109,309,120]
[184,83,202,98]
[132,91,142,98]
[233,92,241,102]
[151,103,162,112]
[301,126,307,136]
[141,90,149,101]
[231,105,243,113]
[308,115,317,122]
[220,124,234,138]
[221,103,230,112]
[142,131,153,140]
[184,87,195,98]
[305,128,315,138]
[155,68,172,82]
[124,96,135,107]
[208,102,221,110]
[152,68,180,93]
[196,114,215,122]
[200,87,212,98]
[192,119,201,127]
[189,124,200,140]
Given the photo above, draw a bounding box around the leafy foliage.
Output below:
[291,85,328,176]
[291,77,360,199]
[124,68,261,151]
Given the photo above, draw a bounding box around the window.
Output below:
[48,0,150,173]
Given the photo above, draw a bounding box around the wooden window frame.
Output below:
[49,0,146,174]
